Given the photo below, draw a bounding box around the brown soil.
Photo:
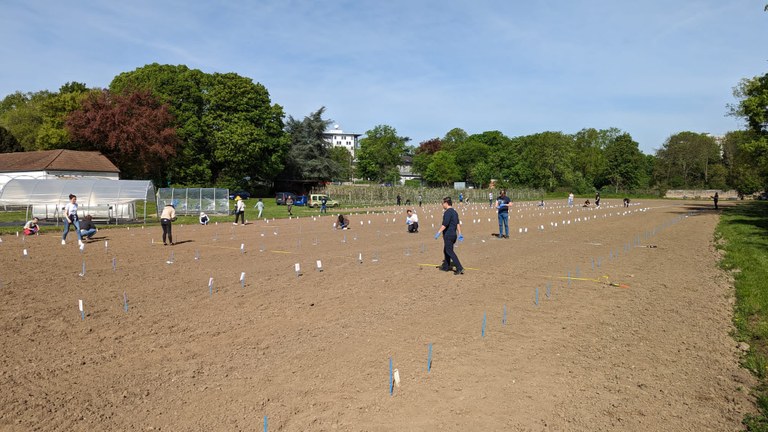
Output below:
[0,199,755,431]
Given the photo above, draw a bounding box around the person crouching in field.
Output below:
[336,214,350,230]
[23,217,39,235]
[79,215,98,241]
[623,197,630,207]
[199,212,209,225]
[406,209,419,233]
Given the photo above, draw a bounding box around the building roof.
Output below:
[0,150,120,174]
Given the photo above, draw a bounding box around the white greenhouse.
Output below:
[0,179,155,223]
[156,188,230,216]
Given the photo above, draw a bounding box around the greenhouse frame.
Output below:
[0,178,155,224]
[155,188,230,216]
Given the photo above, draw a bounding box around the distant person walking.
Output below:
[713,192,719,210]
[286,195,294,216]
[595,192,601,207]
[61,194,83,246]
[418,193,423,207]
[568,192,574,207]
[396,194,402,206]
[489,191,494,208]
[233,196,246,225]
[160,203,176,246]
[497,190,511,239]
[255,198,264,218]
[435,197,464,275]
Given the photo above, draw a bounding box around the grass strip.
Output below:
[716,201,768,430]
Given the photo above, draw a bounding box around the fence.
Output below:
[312,185,544,207]
[156,188,230,215]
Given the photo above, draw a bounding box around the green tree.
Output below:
[110,64,287,187]
[514,132,575,191]
[654,132,721,188]
[454,139,490,183]
[0,125,22,152]
[282,107,340,181]
[424,150,460,186]
[204,72,287,188]
[412,138,442,176]
[470,161,494,188]
[602,132,645,192]
[355,125,409,182]
[329,146,354,181]
[0,91,51,151]
[441,128,468,153]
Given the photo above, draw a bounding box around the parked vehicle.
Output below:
[275,192,296,205]
[309,193,339,208]
[293,195,308,206]
[229,191,250,200]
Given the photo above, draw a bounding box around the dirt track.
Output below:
[0,199,755,431]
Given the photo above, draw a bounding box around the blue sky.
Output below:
[1,1,766,154]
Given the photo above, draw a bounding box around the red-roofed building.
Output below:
[0,150,120,189]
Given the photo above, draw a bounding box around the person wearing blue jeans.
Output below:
[61,193,83,246]
[497,190,511,239]
[79,214,98,241]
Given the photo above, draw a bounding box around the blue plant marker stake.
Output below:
[591,258,595,270]
[535,288,539,306]
[597,257,601,268]
[112,257,116,272]
[481,312,487,337]
[546,283,551,299]
[576,266,580,277]
[427,343,433,372]
[80,261,86,277]
[389,357,394,396]
[208,277,213,296]
[568,271,571,287]
[502,305,507,325]
[123,292,128,312]
[240,272,245,288]
[264,415,268,432]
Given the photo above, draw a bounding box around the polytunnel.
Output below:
[0,178,155,224]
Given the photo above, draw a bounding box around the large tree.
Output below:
[281,107,340,181]
[355,124,409,183]
[424,150,461,186]
[65,89,179,181]
[602,132,645,192]
[654,132,721,188]
[0,125,22,153]
[110,64,287,187]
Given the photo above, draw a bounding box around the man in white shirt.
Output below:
[406,209,419,233]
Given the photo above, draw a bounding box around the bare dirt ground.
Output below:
[0,199,756,431]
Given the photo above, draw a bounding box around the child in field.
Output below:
[23,217,39,235]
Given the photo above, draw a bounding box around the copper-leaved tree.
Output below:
[66,89,179,182]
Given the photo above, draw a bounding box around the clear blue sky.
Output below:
[2,1,766,154]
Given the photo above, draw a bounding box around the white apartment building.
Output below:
[323,125,361,159]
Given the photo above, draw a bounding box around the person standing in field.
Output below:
[595,192,601,207]
[61,193,83,246]
[489,191,494,207]
[418,193,423,207]
[286,195,294,216]
[396,194,401,206]
[160,203,176,246]
[255,198,264,219]
[713,192,719,210]
[233,196,245,225]
[435,197,464,275]
[497,190,511,239]
[320,196,327,214]
[568,192,574,207]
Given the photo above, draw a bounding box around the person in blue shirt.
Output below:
[435,197,464,275]
[497,190,511,239]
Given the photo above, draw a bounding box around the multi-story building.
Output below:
[323,125,361,159]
